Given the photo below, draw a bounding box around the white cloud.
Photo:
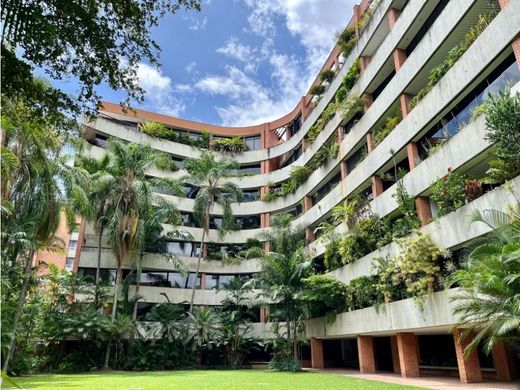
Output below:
[136,62,185,116]
[217,37,254,63]
[193,0,355,126]
[185,61,197,73]
[185,15,208,31]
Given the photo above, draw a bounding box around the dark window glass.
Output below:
[245,135,261,150]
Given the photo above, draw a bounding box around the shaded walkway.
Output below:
[308,369,520,390]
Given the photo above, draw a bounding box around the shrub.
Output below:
[302,275,347,319]
[139,121,173,138]
[268,358,301,372]
[345,275,384,311]
[482,89,520,183]
[309,84,326,96]
[319,69,336,83]
[463,179,483,201]
[290,165,312,186]
[372,110,403,147]
[213,136,248,154]
[376,233,447,305]
[337,27,357,57]
[430,168,467,217]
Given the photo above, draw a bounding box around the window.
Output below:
[168,272,187,288]
[237,164,261,175]
[77,267,117,285]
[242,189,260,202]
[186,273,201,289]
[166,241,201,257]
[140,272,170,287]
[245,135,261,150]
[65,257,74,271]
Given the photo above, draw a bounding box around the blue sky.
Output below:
[61,0,356,126]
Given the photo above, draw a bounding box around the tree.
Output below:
[219,277,260,368]
[132,198,191,321]
[75,152,112,306]
[256,214,312,365]
[448,206,520,355]
[1,0,201,116]
[187,306,221,364]
[87,139,173,367]
[182,152,243,312]
[1,92,90,372]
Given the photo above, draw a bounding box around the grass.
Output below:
[7,369,427,390]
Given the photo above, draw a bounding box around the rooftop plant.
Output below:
[213,136,248,154]
[319,69,336,83]
[336,27,357,58]
[309,84,326,96]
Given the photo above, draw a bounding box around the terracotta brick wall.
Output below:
[396,332,420,377]
[453,329,482,383]
[357,336,376,373]
[311,338,324,369]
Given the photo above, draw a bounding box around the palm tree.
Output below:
[87,139,173,367]
[132,196,191,321]
[448,205,520,355]
[75,152,112,306]
[187,306,221,365]
[182,151,243,312]
[1,96,90,371]
[256,214,312,363]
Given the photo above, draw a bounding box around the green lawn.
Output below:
[6,370,426,390]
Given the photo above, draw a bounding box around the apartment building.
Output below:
[78,0,520,383]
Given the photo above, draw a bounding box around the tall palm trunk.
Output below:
[3,248,34,372]
[132,252,144,321]
[104,262,123,368]
[190,225,206,313]
[190,203,211,313]
[95,228,103,307]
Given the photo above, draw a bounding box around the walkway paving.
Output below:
[309,369,520,390]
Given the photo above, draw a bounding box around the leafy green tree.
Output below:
[256,214,312,364]
[0,93,90,372]
[483,90,520,183]
[75,152,112,306]
[132,198,191,321]
[449,206,520,355]
[187,306,221,364]
[1,0,201,115]
[182,152,243,312]
[301,275,347,322]
[219,277,260,368]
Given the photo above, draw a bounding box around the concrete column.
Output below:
[406,142,420,170]
[360,56,371,72]
[303,195,313,212]
[453,329,482,383]
[396,332,420,378]
[492,342,516,381]
[305,228,315,243]
[387,8,401,29]
[302,137,309,151]
[72,218,86,273]
[357,336,376,373]
[415,196,432,226]
[363,93,373,112]
[311,337,325,369]
[366,132,375,153]
[371,176,384,198]
[393,49,407,72]
[262,212,271,252]
[340,161,349,180]
[390,336,401,374]
[400,93,412,118]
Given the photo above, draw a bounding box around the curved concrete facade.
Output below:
[77,0,520,375]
